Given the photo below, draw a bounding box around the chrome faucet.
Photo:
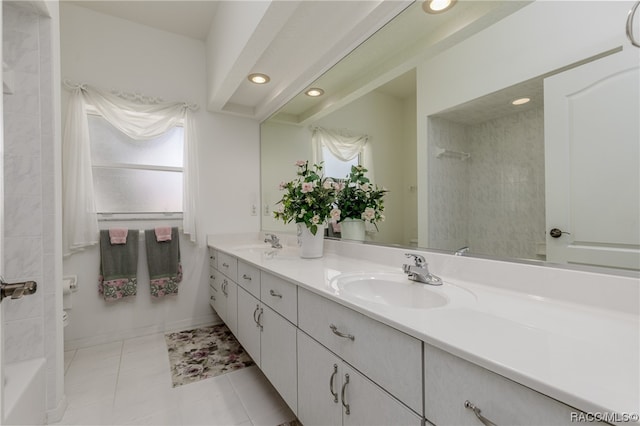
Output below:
[264,233,282,249]
[454,246,470,256]
[403,253,443,286]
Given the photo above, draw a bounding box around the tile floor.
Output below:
[54,331,296,425]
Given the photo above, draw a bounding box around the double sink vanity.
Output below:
[207,233,639,426]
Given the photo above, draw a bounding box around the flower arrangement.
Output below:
[273,160,339,236]
[334,165,387,229]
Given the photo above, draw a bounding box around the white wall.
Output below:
[417,1,633,247]
[60,4,260,348]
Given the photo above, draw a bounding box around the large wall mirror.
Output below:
[261,0,640,273]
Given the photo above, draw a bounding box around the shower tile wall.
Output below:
[428,107,545,260]
[3,1,59,412]
[427,116,469,251]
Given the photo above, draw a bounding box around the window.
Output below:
[88,115,184,214]
[322,145,360,180]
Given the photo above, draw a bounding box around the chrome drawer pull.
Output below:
[329,364,338,403]
[330,324,355,341]
[222,280,228,296]
[464,400,497,426]
[222,262,229,268]
[242,274,252,281]
[269,289,283,298]
[210,295,215,301]
[341,373,350,415]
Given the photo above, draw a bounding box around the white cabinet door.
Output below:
[260,305,297,413]
[237,286,261,365]
[297,330,343,426]
[226,279,238,337]
[342,365,422,426]
[298,330,421,426]
[545,47,640,269]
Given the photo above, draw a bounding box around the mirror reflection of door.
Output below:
[545,47,640,270]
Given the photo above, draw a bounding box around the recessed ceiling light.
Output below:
[248,73,270,84]
[305,88,324,97]
[512,97,531,106]
[422,0,457,14]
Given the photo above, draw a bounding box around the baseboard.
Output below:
[63,313,222,350]
[47,394,68,424]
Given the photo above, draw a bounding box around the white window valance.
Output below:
[311,126,375,182]
[62,81,200,256]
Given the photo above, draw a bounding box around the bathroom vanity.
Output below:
[207,233,638,426]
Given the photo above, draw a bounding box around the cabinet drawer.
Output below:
[217,252,238,281]
[237,260,261,298]
[298,288,422,414]
[209,283,216,309]
[209,269,221,293]
[208,248,218,269]
[260,272,297,324]
[424,344,604,426]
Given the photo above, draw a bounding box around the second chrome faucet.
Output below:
[403,253,443,286]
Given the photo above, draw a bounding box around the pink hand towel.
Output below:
[155,227,172,242]
[109,228,128,245]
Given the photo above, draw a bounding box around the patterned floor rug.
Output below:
[165,324,255,387]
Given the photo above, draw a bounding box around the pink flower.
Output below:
[301,182,314,193]
[295,160,306,167]
[323,179,334,189]
[359,183,370,191]
[333,182,345,191]
[278,181,287,190]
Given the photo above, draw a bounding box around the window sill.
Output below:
[98,212,183,222]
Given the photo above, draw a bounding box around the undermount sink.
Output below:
[332,272,450,309]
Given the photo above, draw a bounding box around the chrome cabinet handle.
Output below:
[341,374,350,415]
[222,279,228,296]
[269,289,282,298]
[253,304,260,326]
[222,262,229,268]
[242,274,252,281]
[256,308,264,331]
[464,400,497,426]
[330,324,355,341]
[210,295,215,301]
[627,2,640,48]
[329,364,338,403]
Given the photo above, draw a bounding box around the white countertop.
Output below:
[207,233,640,424]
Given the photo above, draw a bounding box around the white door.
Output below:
[544,47,640,270]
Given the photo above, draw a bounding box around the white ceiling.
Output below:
[66,1,220,41]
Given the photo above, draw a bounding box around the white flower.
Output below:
[330,208,341,220]
[312,215,320,224]
[361,207,376,222]
[295,160,306,167]
[323,179,334,189]
[359,183,370,192]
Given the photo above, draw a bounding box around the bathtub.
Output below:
[4,358,46,425]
